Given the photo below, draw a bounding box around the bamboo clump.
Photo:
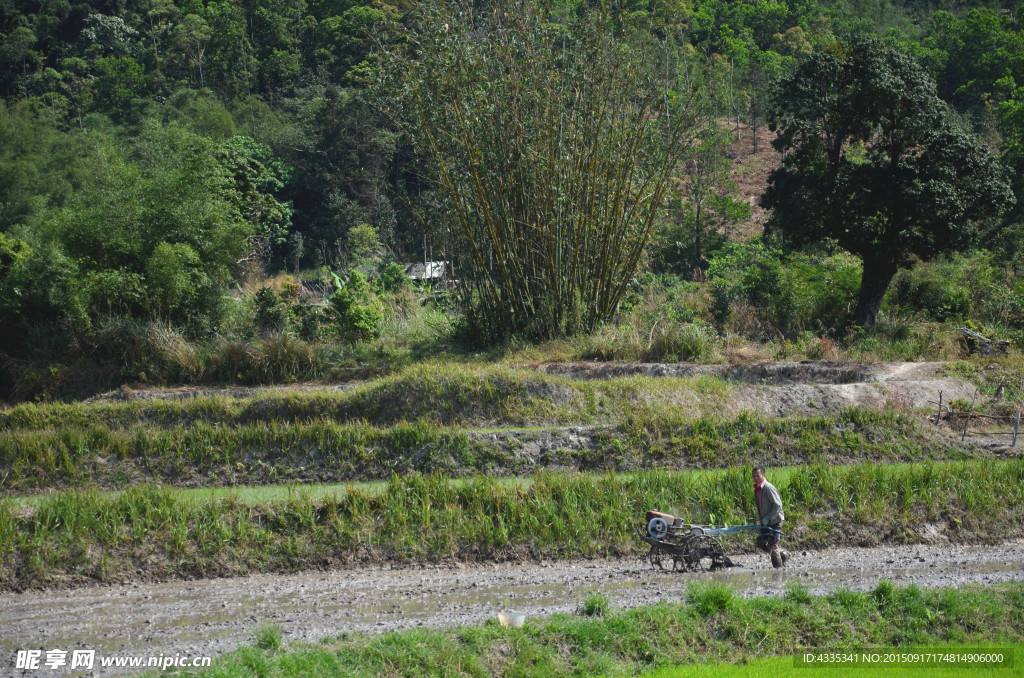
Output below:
[389,1,709,341]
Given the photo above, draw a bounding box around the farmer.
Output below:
[752,466,788,568]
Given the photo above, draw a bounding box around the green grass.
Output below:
[639,649,1020,677]
[139,583,1024,677]
[7,476,536,507]
[0,364,735,431]
[943,354,1024,405]
[2,459,1022,591]
[0,458,987,507]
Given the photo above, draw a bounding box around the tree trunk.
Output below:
[855,257,898,328]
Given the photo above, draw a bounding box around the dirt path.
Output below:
[2,541,1022,676]
[539,360,978,417]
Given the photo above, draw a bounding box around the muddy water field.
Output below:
[2,540,1022,675]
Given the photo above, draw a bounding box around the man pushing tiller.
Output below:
[753,466,789,568]
[639,467,791,570]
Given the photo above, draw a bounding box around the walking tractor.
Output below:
[640,510,784,571]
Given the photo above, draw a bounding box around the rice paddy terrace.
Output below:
[1,359,1022,674]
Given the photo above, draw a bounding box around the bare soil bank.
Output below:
[2,540,1021,676]
[93,360,984,430]
[540,360,979,416]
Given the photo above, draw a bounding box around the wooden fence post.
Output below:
[962,395,977,442]
[936,391,943,426]
[1014,411,1020,448]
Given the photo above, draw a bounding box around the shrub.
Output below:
[253,286,287,334]
[648,322,721,362]
[340,304,382,341]
[887,267,972,321]
[347,223,383,259]
[295,305,325,342]
[145,242,210,323]
[883,252,1024,332]
[706,241,860,339]
[330,271,381,342]
[257,334,315,382]
[379,261,411,294]
[92,316,202,383]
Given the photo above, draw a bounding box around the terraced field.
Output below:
[1,360,1021,675]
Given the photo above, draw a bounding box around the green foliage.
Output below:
[656,125,750,278]
[0,104,295,352]
[173,14,212,88]
[253,286,287,334]
[764,36,1015,327]
[346,223,382,260]
[217,136,294,246]
[92,56,147,121]
[882,252,1023,332]
[379,261,411,294]
[330,271,381,342]
[146,242,210,322]
[995,78,1024,231]
[2,0,1024,381]
[706,240,861,338]
[0,232,31,316]
[294,304,325,342]
[887,265,972,322]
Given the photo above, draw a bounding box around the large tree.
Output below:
[761,37,1014,327]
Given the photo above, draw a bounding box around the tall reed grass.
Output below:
[2,460,1021,590]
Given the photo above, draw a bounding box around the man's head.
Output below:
[752,466,766,485]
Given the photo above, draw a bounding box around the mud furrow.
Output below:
[2,541,1022,676]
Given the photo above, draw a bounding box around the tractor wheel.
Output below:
[687,535,725,572]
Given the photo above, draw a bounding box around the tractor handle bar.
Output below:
[696,524,783,538]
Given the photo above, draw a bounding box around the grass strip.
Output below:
[0,407,964,493]
[0,365,733,432]
[641,648,1021,678]
[1,460,1021,591]
[142,582,1024,677]
[1,459,990,507]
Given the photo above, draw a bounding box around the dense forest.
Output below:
[1,0,1022,399]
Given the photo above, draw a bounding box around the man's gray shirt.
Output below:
[756,480,784,526]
